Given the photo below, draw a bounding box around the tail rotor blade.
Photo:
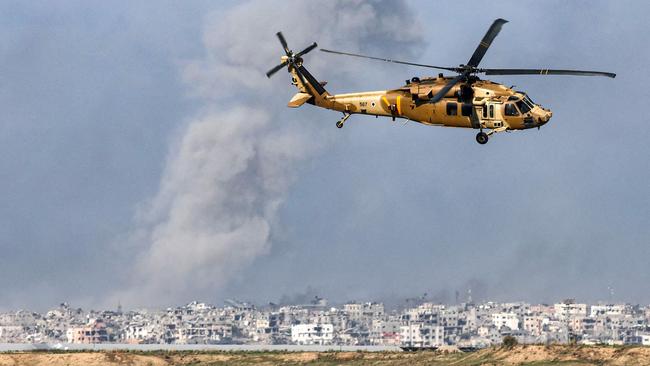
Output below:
[295,42,318,58]
[276,32,290,54]
[268,33,318,78]
[266,60,288,78]
[467,18,508,68]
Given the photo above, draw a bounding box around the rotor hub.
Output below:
[266,32,318,79]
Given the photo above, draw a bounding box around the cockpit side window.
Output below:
[505,103,519,116]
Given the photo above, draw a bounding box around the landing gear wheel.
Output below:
[336,121,344,129]
[476,132,489,145]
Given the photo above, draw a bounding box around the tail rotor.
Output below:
[266,32,317,78]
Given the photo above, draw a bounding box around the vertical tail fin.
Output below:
[295,65,328,96]
[286,65,330,107]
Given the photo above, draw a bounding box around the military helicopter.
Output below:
[266,19,615,144]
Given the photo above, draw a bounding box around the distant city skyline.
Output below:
[0,294,646,313]
[1,298,649,347]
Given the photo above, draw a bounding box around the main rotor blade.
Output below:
[295,42,318,58]
[266,60,288,78]
[467,18,508,68]
[320,48,456,72]
[430,74,465,103]
[276,32,290,54]
[482,68,616,78]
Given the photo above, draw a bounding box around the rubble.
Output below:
[1,299,649,347]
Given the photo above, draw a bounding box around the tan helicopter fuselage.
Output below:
[288,63,552,132]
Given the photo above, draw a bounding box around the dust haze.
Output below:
[112,0,425,307]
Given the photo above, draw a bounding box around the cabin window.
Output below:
[446,102,457,116]
[482,106,487,118]
[505,103,519,116]
[461,103,473,117]
[489,105,494,118]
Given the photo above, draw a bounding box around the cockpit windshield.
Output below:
[510,93,534,114]
[523,95,535,106]
[508,93,536,114]
[516,99,531,114]
[514,92,536,107]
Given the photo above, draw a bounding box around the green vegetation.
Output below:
[502,335,519,349]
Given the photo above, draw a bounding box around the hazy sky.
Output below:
[0,0,647,311]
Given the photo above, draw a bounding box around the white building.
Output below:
[400,324,444,347]
[439,307,459,327]
[370,319,401,345]
[477,326,502,345]
[343,302,384,321]
[590,304,628,318]
[123,324,151,343]
[640,334,650,346]
[66,319,109,344]
[554,302,587,320]
[0,325,23,341]
[291,323,333,345]
[523,316,544,336]
[500,302,530,316]
[492,313,519,331]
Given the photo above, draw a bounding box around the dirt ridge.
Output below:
[0,345,649,365]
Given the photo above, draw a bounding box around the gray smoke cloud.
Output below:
[113,0,425,306]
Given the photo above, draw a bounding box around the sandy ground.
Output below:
[0,345,649,365]
[452,345,650,366]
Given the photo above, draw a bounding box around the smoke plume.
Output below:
[116,0,425,306]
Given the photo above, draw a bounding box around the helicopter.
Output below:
[266,18,615,144]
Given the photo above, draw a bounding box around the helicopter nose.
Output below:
[537,109,552,125]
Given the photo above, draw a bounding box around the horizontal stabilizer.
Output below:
[287,92,312,108]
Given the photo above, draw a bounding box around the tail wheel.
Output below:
[476,132,489,144]
[336,121,344,129]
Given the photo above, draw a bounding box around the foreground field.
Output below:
[1,345,650,365]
